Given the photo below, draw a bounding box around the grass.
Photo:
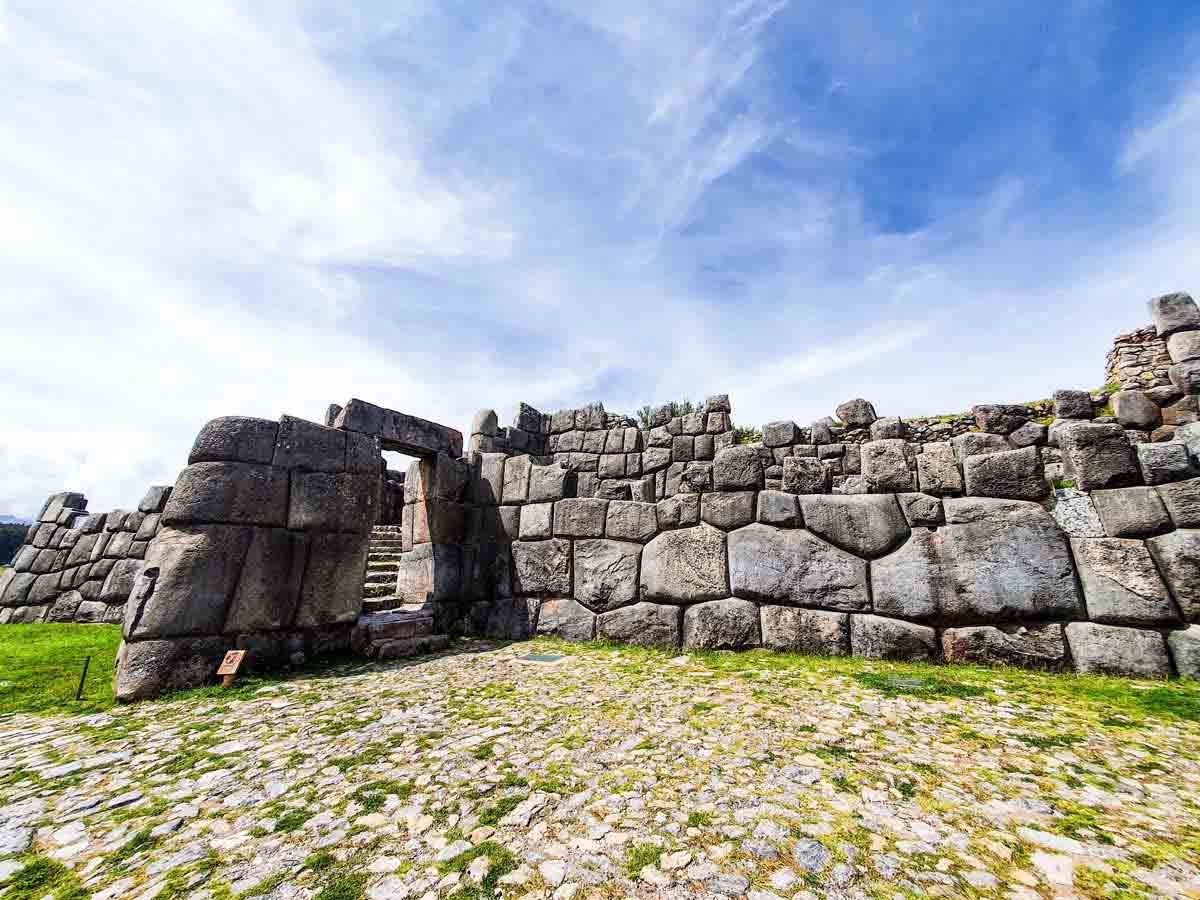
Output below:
[0,623,123,715]
[536,637,1200,725]
[625,843,663,877]
[0,856,88,900]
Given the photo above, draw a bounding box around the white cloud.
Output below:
[1,1,1199,519]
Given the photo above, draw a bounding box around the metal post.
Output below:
[75,656,91,701]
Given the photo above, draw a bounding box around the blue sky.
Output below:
[2,0,1199,515]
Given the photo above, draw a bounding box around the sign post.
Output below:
[216,650,247,688]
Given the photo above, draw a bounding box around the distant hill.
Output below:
[0,514,31,525]
[1,524,27,565]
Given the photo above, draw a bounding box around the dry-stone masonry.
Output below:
[8,294,1200,696]
[0,488,169,626]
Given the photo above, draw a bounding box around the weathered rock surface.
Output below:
[916,442,963,496]
[605,501,658,542]
[682,598,761,650]
[862,440,914,493]
[756,490,801,527]
[1150,291,1200,337]
[596,602,681,648]
[797,495,909,558]
[188,417,280,465]
[728,523,868,611]
[1054,389,1095,419]
[1092,486,1172,537]
[115,636,228,701]
[973,404,1028,435]
[850,615,937,661]
[782,457,828,494]
[573,539,641,612]
[1137,442,1194,485]
[711,447,763,491]
[1169,625,1200,678]
[553,499,608,538]
[510,539,571,595]
[1065,622,1172,677]
[1158,477,1200,528]
[162,462,289,527]
[700,491,755,531]
[1057,423,1141,492]
[759,606,849,655]
[1070,538,1179,626]
[963,446,1048,501]
[1146,529,1200,621]
[536,598,596,641]
[640,525,727,605]
[835,399,877,429]
[941,623,1066,669]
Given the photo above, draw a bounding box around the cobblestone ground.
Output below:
[2,639,1199,900]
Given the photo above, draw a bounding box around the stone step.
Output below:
[364,571,396,585]
[362,596,406,613]
[373,634,450,660]
[373,526,403,533]
[363,583,395,598]
[367,555,403,565]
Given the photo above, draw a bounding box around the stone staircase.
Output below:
[351,609,451,660]
[362,525,404,613]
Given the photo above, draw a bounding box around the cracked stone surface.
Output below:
[1,638,1198,900]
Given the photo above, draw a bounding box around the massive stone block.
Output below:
[528,464,572,503]
[656,494,700,529]
[223,529,308,633]
[1054,390,1094,420]
[1149,291,1200,338]
[1092,486,1172,537]
[640,524,728,605]
[836,399,877,429]
[1070,538,1179,626]
[536,598,596,642]
[393,541,460,606]
[850,615,937,661]
[763,421,800,447]
[518,502,553,541]
[712,446,763,491]
[861,439,914,493]
[1112,391,1162,431]
[1158,477,1200,528]
[942,498,1081,622]
[683,598,761,650]
[1146,529,1200,621]
[759,606,849,655]
[100,558,144,604]
[1169,626,1200,679]
[728,523,868,612]
[1057,423,1140,492]
[116,636,229,702]
[951,432,1009,463]
[125,525,254,639]
[973,404,1028,435]
[574,539,641,612]
[1137,443,1194,486]
[294,532,371,626]
[797,495,909,559]
[334,398,463,458]
[700,491,756,531]
[510,539,571,595]
[189,417,280,465]
[288,471,379,533]
[873,500,1081,624]
[963,446,1047,501]
[163,462,289,527]
[553,498,608,538]
[916,442,963,496]
[272,415,348,473]
[502,455,532,504]
[1065,622,1172,677]
[756,490,801,527]
[597,602,681,649]
[941,623,1067,669]
[782,456,829,494]
[606,500,659,542]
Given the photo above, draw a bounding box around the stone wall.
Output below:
[0,488,170,625]
[444,292,1200,680]
[113,413,384,699]
[1107,325,1173,391]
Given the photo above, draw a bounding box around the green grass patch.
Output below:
[274,808,315,833]
[625,843,663,877]
[438,841,518,899]
[853,672,987,699]
[0,623,122,715]
[1015,733,1084,750]
[0,856,89,900]
[351,779,412,813]
[304,851,337,872]
[686,810,713,828]
[477,794,525,827]
[104,827,159,869]
[313,874,367,900]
